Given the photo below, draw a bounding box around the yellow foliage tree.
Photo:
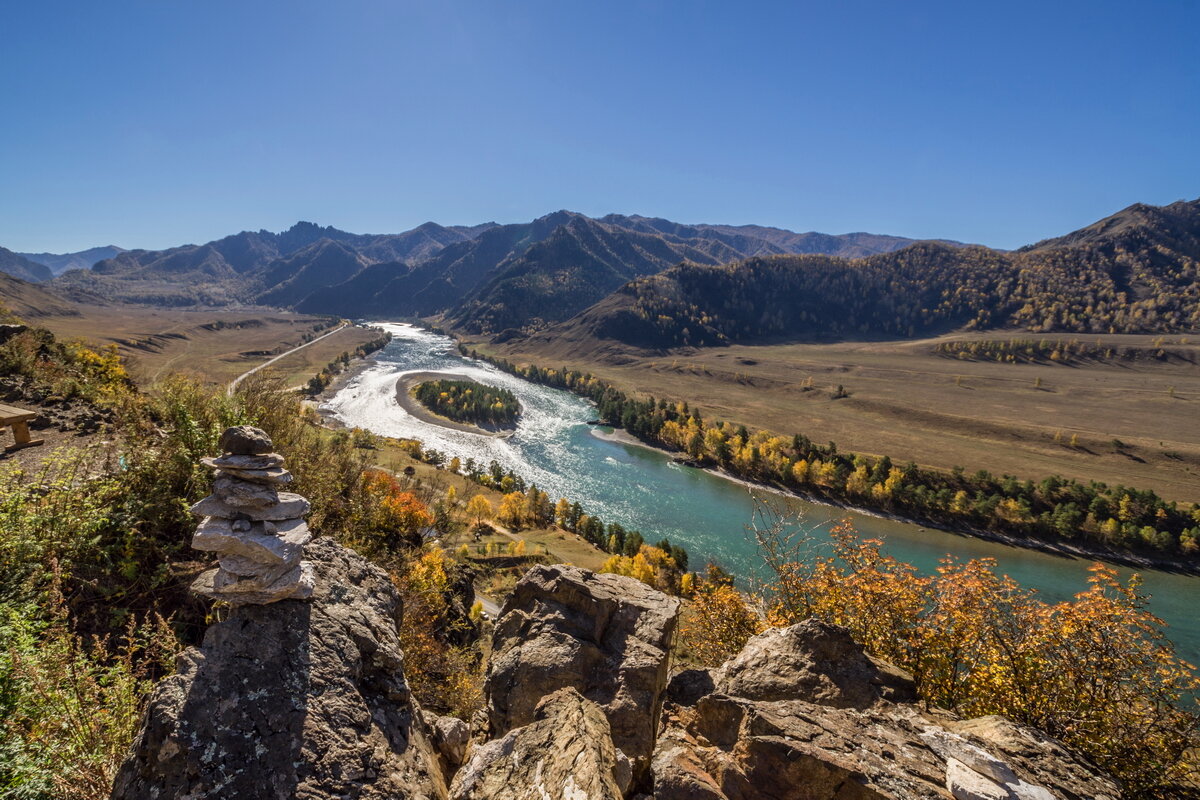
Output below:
[391,548,483,717]
[554,497,572,528]
[679,583,764,666]
[498,491,525,530]
[465,494,492,529]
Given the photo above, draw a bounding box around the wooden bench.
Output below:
[0,403,44,451]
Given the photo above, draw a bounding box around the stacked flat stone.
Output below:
[190,425,314,605]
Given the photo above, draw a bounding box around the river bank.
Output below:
[308,350,381,415]
[587,425,1200,576]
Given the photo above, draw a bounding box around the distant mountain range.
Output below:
[4,199,1197,348]
[35,213,936,329]
[15,245,126,277]
[46,221,498,307]
[0,247,54,283]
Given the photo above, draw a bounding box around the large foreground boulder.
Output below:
[450,688,627,800]
[485,564,680,781]
[111,538,447,800]
[653,619,1119,800]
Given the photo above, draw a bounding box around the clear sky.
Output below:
[2,0,1197,253]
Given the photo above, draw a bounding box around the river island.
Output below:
[396,371,521,436]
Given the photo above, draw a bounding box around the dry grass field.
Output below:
[476,332,1200,503]
[31,305,380,386]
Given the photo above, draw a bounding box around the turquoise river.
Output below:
[325,323,1199,665]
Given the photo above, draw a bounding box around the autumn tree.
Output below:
[465,494,492,530]
[390,547,483,717]
[359,471,433,550]
[554,497,572,528]
[498,491,525,530]
[679,582,763,666]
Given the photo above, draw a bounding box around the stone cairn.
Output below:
[189,425,314,605]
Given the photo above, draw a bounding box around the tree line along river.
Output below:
[324,323,1200,666]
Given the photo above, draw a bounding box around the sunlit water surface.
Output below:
[324,323,1200,665]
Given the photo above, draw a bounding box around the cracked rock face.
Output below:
[652,620,1120,800]
[110,538,448,800]
[450,688,625,800]
[484,564,680,784]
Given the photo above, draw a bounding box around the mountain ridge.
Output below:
[18,199,1199,345]
[293,211,934,326]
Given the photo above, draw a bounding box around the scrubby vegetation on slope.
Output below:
[0,318,483,796]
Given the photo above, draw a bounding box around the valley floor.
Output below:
[472,331,1200,503]
[28,304,382,386]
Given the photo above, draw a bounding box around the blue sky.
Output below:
[1,0,1197,252]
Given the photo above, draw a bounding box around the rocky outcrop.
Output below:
[0,323,27,343]
[652,619,1120,800]
[190,426,314,605]
[938,716,1119,800]
[713,619,917,707]
[450,688,627,800]
[484,564,680,781]
[110,538,448,800]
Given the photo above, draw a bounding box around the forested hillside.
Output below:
[557,199,1200,349]
[446,215,750,332]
